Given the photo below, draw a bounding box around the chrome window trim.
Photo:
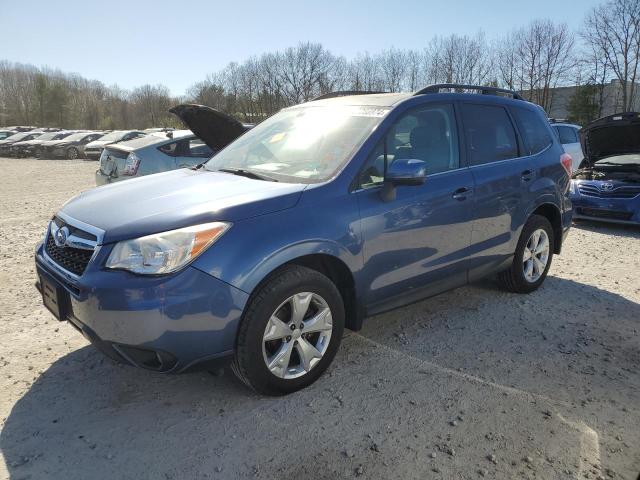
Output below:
[351,166,467,194]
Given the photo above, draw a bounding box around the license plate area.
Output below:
[41,275,70,321]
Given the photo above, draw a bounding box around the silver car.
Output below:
[550,121,583,171]
[83,130,146,160]
[95,104,251,185]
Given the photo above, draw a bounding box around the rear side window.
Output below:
[511,107,553,155]
[553,126,579,145]
[460,104,518,165]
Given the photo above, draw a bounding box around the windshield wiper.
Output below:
[217,168,278,182]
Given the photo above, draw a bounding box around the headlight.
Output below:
[106,222,230,275]
[569,180,576,194]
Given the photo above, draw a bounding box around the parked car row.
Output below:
[0,127,161,159]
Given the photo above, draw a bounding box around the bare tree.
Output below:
[583,0,640,111]
[425,33,492,86]
[498,20,576,111]
[379,48,406,92]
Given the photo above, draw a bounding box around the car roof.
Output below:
[297,87,537,111]
[298,92,412,108]
[550,122,581,129]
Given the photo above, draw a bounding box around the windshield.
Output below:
[36,132,60,141]
[5,132,31,141]
[204,105,388,183]
[96,131,125,141]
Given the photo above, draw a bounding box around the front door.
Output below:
[355,103,475,312]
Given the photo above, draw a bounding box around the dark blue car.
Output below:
[570,112,640,225]
[35,84,572,395]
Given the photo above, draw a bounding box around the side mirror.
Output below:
[380,159,427,202]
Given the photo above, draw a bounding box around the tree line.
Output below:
[1,0,638,129]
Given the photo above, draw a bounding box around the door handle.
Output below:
[521,169,534,181]
[452,187,471,201]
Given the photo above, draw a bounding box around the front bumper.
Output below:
[95,169,114,186]
[569,189,640,225]
[84,149,102,160]
[35,242,248,372]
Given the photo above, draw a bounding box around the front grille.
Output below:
[45,235,94,275]
[44,218,97,276]
[578,183,640,199]
[576,207,633,221]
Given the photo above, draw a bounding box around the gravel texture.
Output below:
[0,158,638,479]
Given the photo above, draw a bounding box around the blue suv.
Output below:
[35,84,572,395]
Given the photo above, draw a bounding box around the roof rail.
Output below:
[414,84,523,100]
[311,90,385,101]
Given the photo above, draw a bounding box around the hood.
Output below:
[60,168,306,244]
[10,140,34,147]
[47,139,75,147]
[580,112,640,167]
[86,139,114,148]
[169,104,250,151]
[41,139,70,147]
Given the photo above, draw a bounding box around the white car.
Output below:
[83,130,146,160]
[550,121,583,171]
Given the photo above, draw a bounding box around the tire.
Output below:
[498,214,554,293]
[232,265,345,395]
[66,147,79,160]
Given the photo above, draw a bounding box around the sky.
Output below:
[2,0,604,96]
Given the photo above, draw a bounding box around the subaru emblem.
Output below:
[54,226,69,247]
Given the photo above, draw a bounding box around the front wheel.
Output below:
[232,265,344,395]
[498,214,554,293]
[66,147,79,160]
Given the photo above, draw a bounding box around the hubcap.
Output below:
[262,292,333,379]
[522,228,549,283]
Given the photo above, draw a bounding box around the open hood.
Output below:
[580,112,640,166]
[169,104,250,151]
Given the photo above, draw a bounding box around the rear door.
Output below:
[460,102,535,279]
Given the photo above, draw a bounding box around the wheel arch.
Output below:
[530,202,562,254]
[244,246,363,332]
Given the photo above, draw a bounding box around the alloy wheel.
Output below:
[522,228,549,283]
[262,292,333,379]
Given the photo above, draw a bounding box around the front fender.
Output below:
[191,192,363,295]
[237,239,361,294]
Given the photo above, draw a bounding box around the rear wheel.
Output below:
[232,265,344,395]
[66,147,79,160]
[498,215,554,293]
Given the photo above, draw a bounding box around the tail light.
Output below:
[560,153,573,177]
[122,152,141,176]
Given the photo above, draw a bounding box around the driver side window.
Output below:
[358,104,460,188]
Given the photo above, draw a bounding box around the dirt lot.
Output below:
[0,157,638,480]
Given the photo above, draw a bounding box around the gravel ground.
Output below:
[0,157,638,480]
